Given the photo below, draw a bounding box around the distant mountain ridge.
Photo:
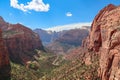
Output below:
[34,27,90,54]
[34,26,90,45]
[34,29,60,45]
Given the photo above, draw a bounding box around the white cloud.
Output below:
[45,22,91,32]
[66,12,72,17]
[10,0,50,12]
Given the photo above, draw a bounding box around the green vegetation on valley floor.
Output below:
[11,50,100,80]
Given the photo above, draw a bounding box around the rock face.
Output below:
[0,17,44,65]
[82,4,120,80]
[0,29,10,79]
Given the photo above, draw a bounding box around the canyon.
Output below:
[0,3,120,80]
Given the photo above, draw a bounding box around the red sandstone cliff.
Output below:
[66,4,120,80]
[0,29,10,79]
[82,4,120,80]
[0,17,44,65]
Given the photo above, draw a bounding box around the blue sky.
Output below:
[0,0,119,30]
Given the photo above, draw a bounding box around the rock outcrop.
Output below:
[0,17,44,65]
[82,4,120,80]
[0,29,10,79]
